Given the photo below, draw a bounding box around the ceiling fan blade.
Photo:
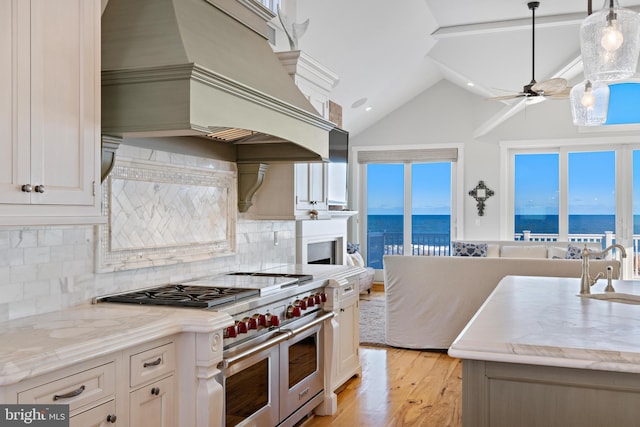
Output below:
[545,87,572,99]
[487,93,526,101]
[531,78,568,95]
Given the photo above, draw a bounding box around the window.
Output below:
[606,83,640,125]
[511,148,617,246]
[514,153,559,235]
[358,147,459,271]
[567,151,615,237]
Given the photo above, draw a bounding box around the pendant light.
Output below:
[570,80,610,125]
[580,0,640,82]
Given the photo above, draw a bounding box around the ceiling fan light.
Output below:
[570,80,610,125]
[580,0,640,82]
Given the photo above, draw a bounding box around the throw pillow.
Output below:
[349,251,365,267]
[566,245,603,260]
[347,242,360,254]
[452,242,488,257]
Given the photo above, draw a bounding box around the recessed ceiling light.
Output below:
[467,82,475,87]
[351,97,368,108]
[365,106,372,112]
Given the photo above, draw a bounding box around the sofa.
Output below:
[383,241,622,350]
[345,250,374,293]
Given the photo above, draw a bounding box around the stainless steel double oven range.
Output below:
[98,271,332,427]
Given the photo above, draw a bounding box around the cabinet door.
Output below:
[29,0,98,206]
[130,376,175,427]
[70,400,116,427]
[308,162,328,210]
[0,0,30,204]
[295,163,328,211]
[338,297,359,379]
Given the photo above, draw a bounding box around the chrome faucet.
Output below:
[580,244,627,295]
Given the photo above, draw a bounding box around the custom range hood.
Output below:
[100,0,334,166]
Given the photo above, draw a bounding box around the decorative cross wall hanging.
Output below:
[469,181,494,216]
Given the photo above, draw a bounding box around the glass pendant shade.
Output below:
[570,80,610,125]
[580,0,640,81]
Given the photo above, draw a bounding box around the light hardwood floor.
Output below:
[302,346,463,427]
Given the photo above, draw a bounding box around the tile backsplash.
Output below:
[0,146,296,322]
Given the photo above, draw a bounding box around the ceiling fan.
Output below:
[488,1,570,102]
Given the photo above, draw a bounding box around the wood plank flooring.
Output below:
[302,346,463,427]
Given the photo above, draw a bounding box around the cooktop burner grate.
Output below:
[100,284,260,308]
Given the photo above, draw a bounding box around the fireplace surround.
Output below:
[297,217,350,265]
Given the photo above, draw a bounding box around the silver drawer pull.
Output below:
[53,385,85,400]
[143,357,162,368]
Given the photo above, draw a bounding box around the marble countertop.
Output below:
[0,303,233,386]
[448,275,640,374]
[0,264,365,387]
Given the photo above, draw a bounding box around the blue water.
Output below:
[367,214,639,235]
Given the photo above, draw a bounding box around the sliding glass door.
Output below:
[365,162,452,269]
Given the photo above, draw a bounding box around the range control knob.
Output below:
[296,299,307,310]
[286,305,302,318]
[257,314,267,326]
[225,325,237,338]
[270,315,280,326]
[313,294,321,304]
[237,319,248,334]
[248,316,258,330]
[306,297,315,307]
[320,293,327,303]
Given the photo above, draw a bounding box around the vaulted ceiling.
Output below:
[292,0,640,137]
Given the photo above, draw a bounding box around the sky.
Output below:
[367,162,451,215]
[367,83,640,218]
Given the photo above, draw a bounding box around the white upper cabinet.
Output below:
[0,0,102,225]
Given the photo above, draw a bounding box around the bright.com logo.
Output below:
[0,405,68,426]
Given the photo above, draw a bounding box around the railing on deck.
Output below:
[367,230,640,277]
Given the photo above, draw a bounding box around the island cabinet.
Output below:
[462,360,640,427]
[0,0,102,225]
[449,276,640,427]
[249,162,329,220]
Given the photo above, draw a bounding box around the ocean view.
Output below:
[367,214,636,236]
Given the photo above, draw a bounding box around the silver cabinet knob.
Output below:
[21,184,32,192]
[34,185,45,193]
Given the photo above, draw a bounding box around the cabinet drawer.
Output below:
[339,281,359,306]
[130,342,175,388]
[70,399,116,427]
[18,363,115,413]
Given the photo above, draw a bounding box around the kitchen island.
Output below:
[448,275,640,427]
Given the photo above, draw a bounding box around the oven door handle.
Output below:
[219,311,334,370]
[281,310,335,338]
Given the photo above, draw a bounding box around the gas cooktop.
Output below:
[99,284,259,308]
